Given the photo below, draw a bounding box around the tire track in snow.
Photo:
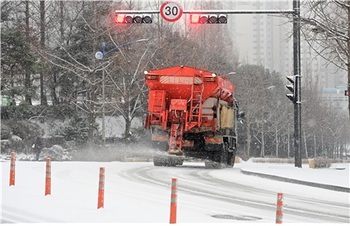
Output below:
[121,163,350,223]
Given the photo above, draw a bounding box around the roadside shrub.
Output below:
[4,120,43,141]
[1,123,12,139]
[41,145,72,161]
[314,157,331,168]
[0,120,43,154]
[60,115,89,144]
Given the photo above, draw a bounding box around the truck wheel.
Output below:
[217,143,235,168]
[153,155,184,167]
[226,150,234,168]
[153,155,162,166]
[204,146,226,169]
[215,144,227,168]
[167,157,177,167]
[153,155,167,166]
[228,149,237,167]
[205,160,224,169]
[167,156,184,166]
[174,157,184,166]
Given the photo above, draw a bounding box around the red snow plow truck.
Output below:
[144,65,240,168]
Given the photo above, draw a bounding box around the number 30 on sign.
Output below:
[160,1,183,22]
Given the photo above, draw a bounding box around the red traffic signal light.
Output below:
[190,14,200,23]
[115,14,126,23]
[190,14,227,24]
[115,14,152,24]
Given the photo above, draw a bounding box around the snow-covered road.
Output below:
[1,160,349,224]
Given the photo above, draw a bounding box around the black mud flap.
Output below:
[205,142,236,169]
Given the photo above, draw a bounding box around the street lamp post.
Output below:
[101,42,106,146]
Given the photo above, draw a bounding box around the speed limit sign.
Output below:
[160,1,183,22]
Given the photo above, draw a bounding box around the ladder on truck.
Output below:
[150,90,166,124]
[169,123,184,154]
[188,82,203,130]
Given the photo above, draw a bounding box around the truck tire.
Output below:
[224,141,237,168]
[205,160,224,169]
[226,150,235,168]
[205,143,234,168]
[153,155,166,166]
[153,155,184,167]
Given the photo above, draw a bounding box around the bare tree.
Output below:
[24,1,32,105]
[33,0,156,143]
[298,0,350,121]
[1,1,37,105]
[234,65,272,157]
[39,1,47,105]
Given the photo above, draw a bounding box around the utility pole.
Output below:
[348,6,350,122]
[101,42,106,146]
[293,0,302,168]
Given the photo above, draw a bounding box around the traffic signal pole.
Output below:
[114,9,294,14]
[293,0,302,168]
[115,0,302,167]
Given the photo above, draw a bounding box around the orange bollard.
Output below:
[9,152,16,186]
[275,192,283,224]
[169,178,177,224]
[45,157,51,195]
[97,167,105,209]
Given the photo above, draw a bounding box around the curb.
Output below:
[240,169,350,193]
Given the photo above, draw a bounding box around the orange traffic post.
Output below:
[97,167,105,209]
[169,178,178,224]
[45,157,51,196]
[9,152,16,186]
[275,192,284,224]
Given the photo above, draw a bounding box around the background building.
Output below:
[224,0,347,111]
[225,0,293,76]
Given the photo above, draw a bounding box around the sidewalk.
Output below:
[239,162,350,193]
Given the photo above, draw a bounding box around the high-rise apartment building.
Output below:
[225,0,293,76]
[224,0,347,111]
[303,44,347,110]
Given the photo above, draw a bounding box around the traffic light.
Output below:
[286,75,295,102]
[190,14,227,24]
[115,14,152,24]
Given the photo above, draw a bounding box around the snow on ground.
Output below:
[238,159,349,188]
[1,158,349,225]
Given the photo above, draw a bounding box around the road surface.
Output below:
[2,161,349,223]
